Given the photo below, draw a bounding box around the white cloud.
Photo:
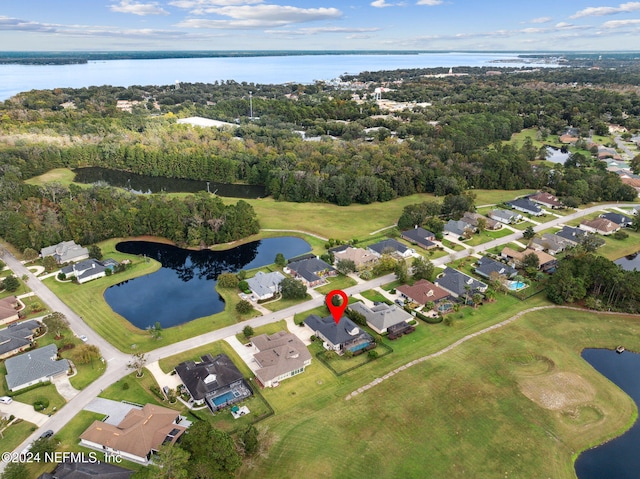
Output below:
[110,1,169,16]
[265,26,380,35]
[571,2,640,18]
[602,18,640,28]
[175,5,342,29]
[371,0,396,7]
[416,0,443,5]
[530,16,552,24]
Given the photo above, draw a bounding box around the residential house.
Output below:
[435,267,488,300]
[600,212,633,228]
[251,331,311,388]
[530,233,569,255]
[5,344,69,391]
[580,218,621,235]
[303,315,373,355]
[555,226,587,246]
[489,209,523,225]
[529,191,564,209]
[333,247,377,271]
[60,258,117,284]
[397,279,451,306]
[622,176,640,195]
[444,219,476,238]
[506,198,544,216]
[0,296,22,325]
[501,247,557,272]
[40,240,89,264]
[175,353,252,411]
[559,133,578,144]
[367,239,414,258]
[36,461,134,479]
[461,212,501,230]
[80,404,187,464]
[0,320,40,360]
[597,146,621,160]
[285,256,337,287]
[246,271,285,300]
[400,227,437,250]
[474,256,517,280]
[349,301,413,334]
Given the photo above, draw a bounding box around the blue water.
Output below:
[212,391,236,406]
[0,52,557,100]
[575,348,640,479]
[104,237,310,329]
[507,281,526,291]
[615,254,640,271]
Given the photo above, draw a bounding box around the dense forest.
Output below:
[1,64,640,250]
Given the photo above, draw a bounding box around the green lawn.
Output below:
[0,419,37,454]
[100,369,180,408]
[598,229,640,260]
[359,289,392,304]
[236,320,288,345]
[12,383,66,415]
[315,275,357,294]
[260,294,312,313]
[465,228,513,247]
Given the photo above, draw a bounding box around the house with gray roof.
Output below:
[303,315,373,355]
[489,209,523,225]
[246,271,285,300]
[367,239,414,258]
[555,226,587,246]
[444,219,476,238]
[600,212,633,228]
[285,256,336,287]
[60,258,116,284]
[349,302,413,334]
[435,267,487,301]
[175,353,251,412]
[507,198,543,216]
[0,320,40,360]
[40,240,89,265]
[530,233,569,255]
[251,331,311,388]
[400,227,437,250]
[461,212,501,230]
[5,343,69,391]
[474,257,517,280]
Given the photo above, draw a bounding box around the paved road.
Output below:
[2,201,637,466]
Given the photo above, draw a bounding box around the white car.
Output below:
[79,335,88,342]
[0,396,12,404]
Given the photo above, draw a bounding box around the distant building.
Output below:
[501,247,557,272]
[400,227,437,250]
[600,212,633,228]
[40,241,89,264]
[333,247,378,271]
[580,218,621,235]
[285,256,336,287]
[444,219,476,238]
[435,268,488,300]
[474,257,517,280]
[60,258,118,284]
[528,192,564,209]
[368,239,414,258]
[506,198,543,216]
[397,279,451,306]
[246,271,285,300]
[489,209,523,225]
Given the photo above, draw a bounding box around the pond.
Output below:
[104,237,311,329]
[614,253,640,272]
[575,348,640,479]
[73,167,266,198]
[544,146,571,165]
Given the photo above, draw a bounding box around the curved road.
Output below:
[2,202,637,465]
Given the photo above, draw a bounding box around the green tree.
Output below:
[236,300,254,315]
[336,259,356,275]
[217,272,239,288]
[43,312,69,338]
[180,422,242,479]
[22,248,38,262]
[142,444,190,479]
[70,344,101,365]
[127,352,147,378]
[274,253,286,267]
[2,275,19,292]
[394,260,409,283]
[243,325,254,338]
[522,252,540,270]
[280,277,307,299]
[42,256,58,272]
[147,321,163,340]
[88,244,103,260]
[412,256,434,281]
[523,226,536,240]
[1,461,29,479]
[241,425,259,456]
[29,437,57,461]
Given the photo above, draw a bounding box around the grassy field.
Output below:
[237,305,640,479]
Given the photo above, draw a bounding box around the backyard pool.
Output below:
[212,391,239,407]
[507,280,527,291]
[437,303,454,313]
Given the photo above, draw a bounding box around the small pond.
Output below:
[575,348,640,479]
[73,167,266,198]
[544,146,571,165]
[104,237,310,329]
[614,253,640,272]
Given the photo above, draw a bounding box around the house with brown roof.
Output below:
[333,247,377,271]
[0,296,22,325]
[559,134,578,144]
[251,331,311,388]
[397,279,451,306]
[529,192,564,209]
[501,247,557,272]
[461,212,501,230]
[80,404,187,464]
[580,217,621,235]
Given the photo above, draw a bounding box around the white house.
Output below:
[246,271,285,301]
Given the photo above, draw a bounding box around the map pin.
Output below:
[326,290,348,324]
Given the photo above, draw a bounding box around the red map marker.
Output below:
[326,289,348,324]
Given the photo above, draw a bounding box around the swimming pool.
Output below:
[507,281,527,291]
[212,391,237,406]
[437,303,454,313]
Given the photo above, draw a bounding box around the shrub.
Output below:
[238,280,249,291]
[368,350,378,360]
[243,325,254,338]
[122,382,130,390]
[236,300,254,315]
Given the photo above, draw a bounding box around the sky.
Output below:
[2,1,640,51]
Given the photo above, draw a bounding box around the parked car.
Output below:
[0,396,13,404]
[79,335,88,342]
[39,430,54,439]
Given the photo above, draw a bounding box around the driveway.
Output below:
[285,317,314,346]
[146,361,183,391]
[83,398,141,425]
[224,335,259,374]
[52,374,80,401]
[0,400,49,427]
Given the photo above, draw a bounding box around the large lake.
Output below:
[0,52,556,100]
[615,253,640,271]
[104,237,310,329]
[575,348,640,479]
